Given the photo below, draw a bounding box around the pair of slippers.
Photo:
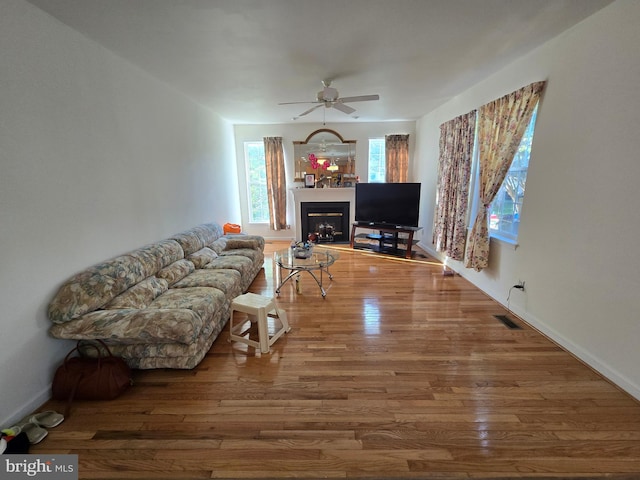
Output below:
[6,410,64,445]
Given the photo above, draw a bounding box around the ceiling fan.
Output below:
[279,80,379,120]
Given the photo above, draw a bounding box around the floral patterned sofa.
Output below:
[47,223,264,369]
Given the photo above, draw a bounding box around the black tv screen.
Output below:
[355,183,421,228]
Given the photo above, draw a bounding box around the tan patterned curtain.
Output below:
[432,110,476,260]
[464,81,545,271]
[385,134,409,183]
[263,137,287,230]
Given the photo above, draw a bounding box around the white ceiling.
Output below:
[26,0,613,125]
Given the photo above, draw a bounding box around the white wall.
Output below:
[415,0,640,399]
[234,122,416,239]
[0,0,238,425]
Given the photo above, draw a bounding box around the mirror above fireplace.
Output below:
[294,129,356,186]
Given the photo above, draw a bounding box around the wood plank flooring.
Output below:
[32,242,640,479]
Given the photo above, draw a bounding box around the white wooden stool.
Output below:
[229,293,290,355]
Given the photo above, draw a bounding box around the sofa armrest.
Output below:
[227,235,265,251]
[209,235,265,254]
[49,308,203,345]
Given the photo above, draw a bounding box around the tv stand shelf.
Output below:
[350,223,422,259]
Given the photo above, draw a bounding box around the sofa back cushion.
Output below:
[196,223,223,245]
[171,223,223,256]
[48,254,147,324]
[104,276,169,309]
[171,231,204,256]
[128,240,184,278]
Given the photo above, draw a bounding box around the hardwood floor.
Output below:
[33,241,640,479]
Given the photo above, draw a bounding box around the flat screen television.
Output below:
[355,183,421,228]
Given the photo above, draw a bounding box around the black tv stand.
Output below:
[350,222,422,259]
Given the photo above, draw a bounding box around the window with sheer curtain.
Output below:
[244,141,269,223]
[432,81,545,270]
[263,137,287,231]
[385,134,409,183]
[368,138,385,182]
[484,104,539,242]
[464,81,545,271]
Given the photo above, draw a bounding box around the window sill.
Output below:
[489,233,519,250]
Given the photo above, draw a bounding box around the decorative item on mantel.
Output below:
[308,153,329,177]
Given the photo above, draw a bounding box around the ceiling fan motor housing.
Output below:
[318,87,339,102]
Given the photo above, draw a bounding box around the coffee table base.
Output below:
[276,267,333,298]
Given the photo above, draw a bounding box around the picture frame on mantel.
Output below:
[305,173,315,188]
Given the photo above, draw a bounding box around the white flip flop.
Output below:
[30,411,64,428]
[17,423,48,444]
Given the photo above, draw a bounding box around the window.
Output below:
[244,141,269,223]
[487,105,539,242]
[368,138,385,182]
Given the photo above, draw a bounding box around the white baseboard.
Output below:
[2,387,52,427]
[510,305,640,401]
[416,241,640,401]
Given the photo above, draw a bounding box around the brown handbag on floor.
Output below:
[52,339,132,416]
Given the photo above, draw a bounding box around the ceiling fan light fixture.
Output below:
[282,80,379,120]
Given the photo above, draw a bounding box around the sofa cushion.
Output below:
[104,276,169,309]
[48,254,146,324]
[202,255,253,278]
[187,247,218,269]
[97,324,222,369]
[173,269,242,297]
[171,231,204,256]
[156,259,195,286]
[49,308,204,345]
[208,238,228,254]
[219,248,263,264]
[172,224,223,255]
[149,287,223,332]
[191,224,221,247]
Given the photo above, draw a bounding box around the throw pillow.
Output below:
[156,259,195,286]
[187,247,218,268]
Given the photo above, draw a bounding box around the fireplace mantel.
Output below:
[291,187,355,241]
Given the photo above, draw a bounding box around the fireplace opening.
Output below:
[301,201,350,244]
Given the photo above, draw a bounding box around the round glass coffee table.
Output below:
[274,247,339,298]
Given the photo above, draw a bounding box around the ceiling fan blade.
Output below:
[296,104,323,118]
[332,102,356,115]
[278,101,321,105]
[338,94,380,103]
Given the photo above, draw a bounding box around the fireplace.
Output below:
[301,202,350,244]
